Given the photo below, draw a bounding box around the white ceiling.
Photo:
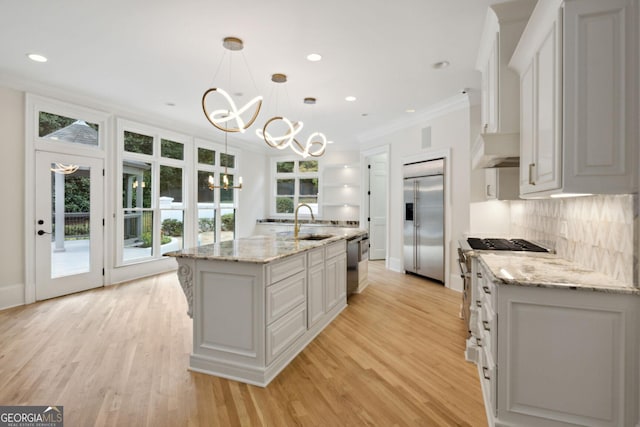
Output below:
[0,0,513,151]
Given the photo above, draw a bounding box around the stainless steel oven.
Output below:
[347,233,369,295]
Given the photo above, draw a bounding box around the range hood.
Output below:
[471,132,520,169]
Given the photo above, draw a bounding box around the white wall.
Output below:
[237,149,268,237]
[360,101,472,292]
[0,87,25,308]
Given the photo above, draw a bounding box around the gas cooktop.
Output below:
[466,238,549,252]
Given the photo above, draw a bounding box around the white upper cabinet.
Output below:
[510,0,639,198]
[476,0,537,135]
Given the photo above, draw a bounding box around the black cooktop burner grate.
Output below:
[467,238,548,252]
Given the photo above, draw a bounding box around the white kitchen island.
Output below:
[167,230,364,386]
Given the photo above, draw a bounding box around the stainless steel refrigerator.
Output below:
[403,158,444,283]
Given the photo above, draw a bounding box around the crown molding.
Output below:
[357,94,472,144]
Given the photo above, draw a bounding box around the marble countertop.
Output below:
[477,252,639,295]
[166,228,367,263]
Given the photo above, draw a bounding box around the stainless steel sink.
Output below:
[298,234,334,241]
[285,234,334,241]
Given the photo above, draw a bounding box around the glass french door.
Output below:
[35,151,104,300]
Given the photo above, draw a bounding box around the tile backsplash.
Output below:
[510,194,638,286]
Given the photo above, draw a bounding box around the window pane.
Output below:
[300,178,318,196]
[123,161,152,209]
[220,174,235,203]
[198,209,215,246]
[277,161,294,173]
[124,131,153,155]
[160,165,182,203]
[123,210,154,261]
[220,153,235,168]
[161,139,184,160]
[197,170,214,203]
[299,160,318,172]
[220,208,235,241]
[277,179,294,195]
[276,197,294,213]
[198,147,215,165]
[39,111,99,146]
[160,211,183,255]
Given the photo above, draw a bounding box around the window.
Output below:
[119,122,187,264]
[272,158,320,217]
[195,140,239,244]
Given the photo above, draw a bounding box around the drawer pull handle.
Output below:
[483,367,491,380]
[476,301,482,308]
[482,286,491,294]
[476,337,482,347]
[483,320,490,331]
[477,272,483,279]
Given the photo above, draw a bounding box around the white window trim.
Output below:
[194,137,241,244]
[116,118,191,266]
[269,156,322,219]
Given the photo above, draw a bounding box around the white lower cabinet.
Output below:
[468,260,639,426]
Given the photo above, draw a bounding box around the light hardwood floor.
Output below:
[0,261,487,426]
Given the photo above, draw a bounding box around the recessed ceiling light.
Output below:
[306,53,322,62]
[345,96,356,102]
[432,60,450,69]
[27,53,47,63]
[165,102,176,107]
[406,108,416,113]
[361,113,368,117]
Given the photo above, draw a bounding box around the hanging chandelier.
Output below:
[207,130,243,191]
[290,97,333,158]
[201,37,263,133]
[256,73,304,150]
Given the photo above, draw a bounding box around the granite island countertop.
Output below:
[166,227,367,263]
[477,251,639,295]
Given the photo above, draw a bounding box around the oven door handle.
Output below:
[457,248,469,278]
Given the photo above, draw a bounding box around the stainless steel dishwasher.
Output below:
[347,233,369,295]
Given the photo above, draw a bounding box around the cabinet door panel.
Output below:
[520,61,536,193]
[564,0,636,193]
[307,263,325,328]
[534,19,562,191]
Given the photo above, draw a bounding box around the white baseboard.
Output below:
[387,257,403,272]
[0,283,25,311]
[108,257,178,286]
[448,273,463,292]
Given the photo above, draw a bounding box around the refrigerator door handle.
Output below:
[414,180,419,271]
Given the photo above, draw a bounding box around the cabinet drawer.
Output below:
[308,247,324,267]
[267,254,306,285]
[325,240,346,259]
[266,303,307,364]
[266,271,306,325]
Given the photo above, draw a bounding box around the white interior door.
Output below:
[35,151,104,300]
[368,153,387,260]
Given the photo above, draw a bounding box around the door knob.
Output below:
[37,230,52,236]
